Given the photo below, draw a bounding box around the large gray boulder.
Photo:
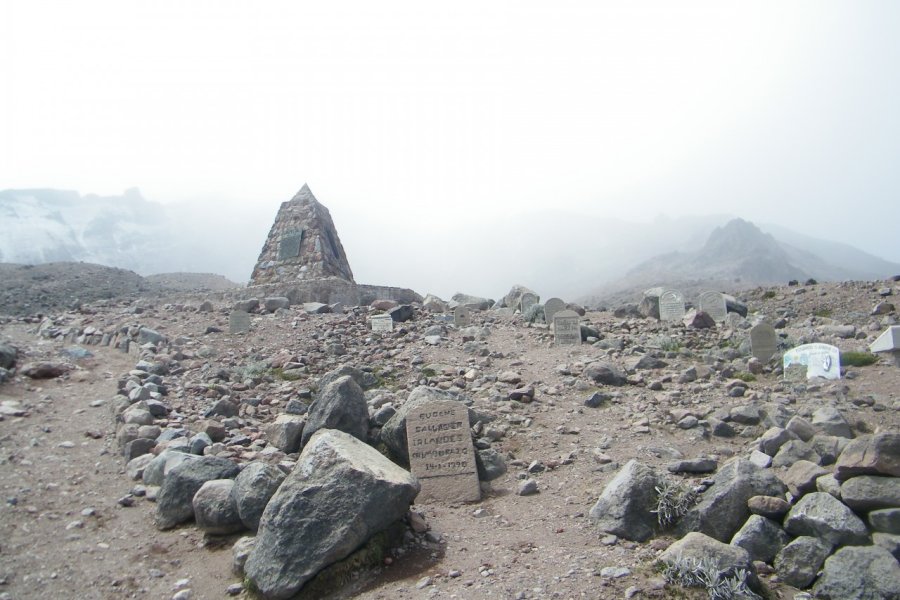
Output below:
[773,535,832,589]
[232,462,286,532]
[588,460,661,542]
[676,459,787,542]
[300,375,368,448]
[840,475,900,511]
[451,292,492,311]
[143,450,198,487]
[155,456,239,530]
[583,362,627,386]
[784,492,870,546]
[193,479,244,535]
[834,432,900,481]
[812,406,853,439]
[729,515,790,563]
[659,532,760,592]
[381,387,473,464]
[812,545,900,600]
[244,429,420,599]
[265,415,305,454]
[317,365,379,392]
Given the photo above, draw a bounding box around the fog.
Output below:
[3,2,900,298]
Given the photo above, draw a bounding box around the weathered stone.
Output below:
[747,495,791,519]
[676,459,787,542]
[786,415,817,442]
[232,535,256,576]
[143,450,199,487]
[232,462,286,532]
[810,435,849,466]
[667,457,717,474]
[126,453,156,481]
[840,475,900,511]
[774,536,832,589]
[683,309,716,329]
[870,508,900,534]
[300,375,368,448]
[874,532,900,560]
[772,439,820,468]
[784,492,869,546]
[0,343,17,369]
[812,406,853,439]
[451,293,492,311]
[21,362,70,379]
[589,460,661,542]
[388,304,414,323]
[583,362,627,386]
[660,532,759,591]
[730,515,790,563]
[812,545,900,600]
[193,479,244,535]
[758,427,796,456]
[834,433,900,481]
[782,460,828,497]
[244,430,419,599]
[155,456,239,530]
[475,448,507,482]
[265,415,305,454]
[263,297,290,313]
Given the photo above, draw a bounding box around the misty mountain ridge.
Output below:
[1,188,898,303]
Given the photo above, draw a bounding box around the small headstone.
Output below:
[658,289,686,322]
[406,399,480,503]
[519,293,539,314]
[277,230,304,261]
[543,298,566,323]
[369,314,394,333]
[229,311,251,334]
[698,290,727,322]
[783,343,841,380]
[750,322,778,362]
[870,326,900,365]
[553,310,582,346]
[454,306,471,327]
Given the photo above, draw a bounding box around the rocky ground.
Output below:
[1,277,899,600]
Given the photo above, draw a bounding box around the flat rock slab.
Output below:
[784,492,870,547]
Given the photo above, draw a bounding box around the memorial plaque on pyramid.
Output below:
[250,184,354,285]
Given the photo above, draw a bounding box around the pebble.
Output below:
[517,479,539,496]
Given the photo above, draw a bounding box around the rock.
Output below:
[676,458,787,542]
[840,475,900,511]
[302,302,330,314]
[21,362,69,379]
[244,430,419,599]
[204,398,239,418]
[667,457,717,474]
[772,439,820,468]
[748,450,772,468]
[730,405,761,425]
[810,435,849,466]
[126,453,156,481]
[388,305,414,322]
[263,297,290,313]
[589,460,661,542]
[758,427,796,456]
[517,479,539,496]
[232,535,256,576]
[747,495,791,519]
[155,456,239,530]
[730,515,790,563]
[786,416,817,442]
[834,433,900,481]
[683,309,716,329]
[265,415,305,454]
[870,508,900,534]
[421,294,447,313]
[451,293,492,311]
[143,451,198,487]
[774,536,832,589]
[659,532,759,591]
[874,532,900,560]
[474,448,507,482]
[784,492,870,546]
[193,479,244,535]
[138,327,166,345]
[381,386,472,464]
[584,392,611,408]
[583,362,627,386]
[300,375,368,448]
[812,406,853,439]
[812,545,900,600]
[316,365,379,392]
[0,343,17,369]
[232,462,286,532]
[123,438,156,461]
[233,299,259,313]
[782,460,828,497]
[816,473,842,498]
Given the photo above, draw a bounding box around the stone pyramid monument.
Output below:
[250,184,354,285]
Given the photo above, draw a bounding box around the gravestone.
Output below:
[406,399,480,503]
[783,343,841,380]
[277,230,304,261]
[543,298,566,324]
[553,309,582,346]
[370,314,394,333]
[229,311,251,334]
[454,306,471,327]
[698,290,727,323]
[658,290,686,322]
[519,292,539,314]
[750,322,778,362]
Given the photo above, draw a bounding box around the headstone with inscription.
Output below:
[519,292,539,314]
[553,309,582,346]
[658,290,686,322]
[277,230,304,261]
[229,311,251,334]
[454,306,471,327]
[698,290,727,323]
[370,314,394,333]
[406,399,480,503]
[750,322,778,362]
[543,297,566,324]
[783,343,841,380]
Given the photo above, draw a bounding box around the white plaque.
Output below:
[783,343,841,380]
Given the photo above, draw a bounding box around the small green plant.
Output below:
[653,479,698,528]
[420,367,437,378]
[813,307,832,318]
[761,290,776,300]
[733,372,756,383]
[841,351,879,367]
[662,555,761,600]
[524,303,545,324]
[658,336,682,352]
[270,367,305,381]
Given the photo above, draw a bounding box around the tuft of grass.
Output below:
[653,479,698,529]
[523,303,545,324]
[840,351,879,367]
[270,367,305,381]
[733,372,756,383]
[420,367,437,378]
[813,308,832,318]
[761,290,776,300]
[662,555,761,600]
[658,336,682,353]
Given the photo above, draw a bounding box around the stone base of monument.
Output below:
[246,278,421,308]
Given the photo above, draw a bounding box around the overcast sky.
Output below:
[3,1,900,273]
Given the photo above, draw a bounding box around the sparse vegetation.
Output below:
[271,367,305,381]
[420,367,437,378]
[761,290,776,300]
[657,336,682,352]
[524,303,545,324]
[732,372,756,383]
[841,351,879,367]
[662,555,761,600]
[653,479,698,529]
[813,307,832,318]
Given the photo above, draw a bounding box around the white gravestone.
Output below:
[783,343,841,380]
[370,314,394,333]
[543,298,566,324]
[698,290,728,323]
[750,322,778,362]
[553,309,582,346]
[658,290,686,322]
[454,306,471,327]
[229,311,251,334]
[406,399,480,503]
